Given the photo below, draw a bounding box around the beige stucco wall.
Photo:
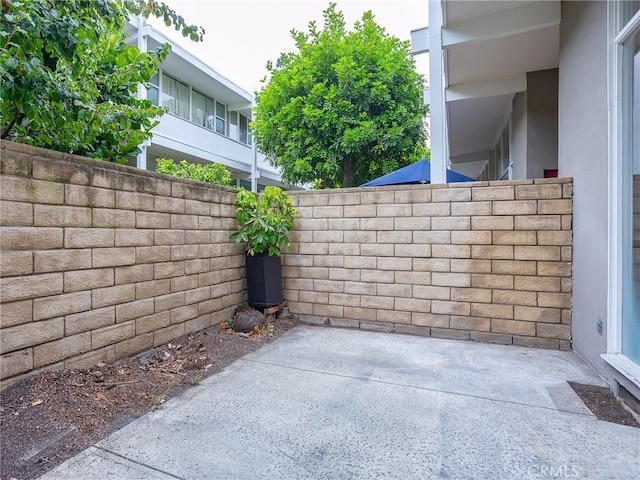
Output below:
[511,69,559,180]
[557,0,610,380]
[527,69,559,178]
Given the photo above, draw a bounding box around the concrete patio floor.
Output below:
[40,326,640,479]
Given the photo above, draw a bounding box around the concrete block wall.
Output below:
[0,140,576,386]
[0,141,244,386]
[286,178,573,349]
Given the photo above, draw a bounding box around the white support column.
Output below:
[137,145,148,171]
[251,139,258,193]
[136,15,148,101]
[428,0,447,184]
[136,15,149,171]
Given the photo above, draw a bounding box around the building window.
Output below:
[215,101,226,135]
[192,90,216,130]
[150,71,248,145]
[148,72,159,105]
[239,114,249,145]
[161,73,189,119]
[228,111,238,140]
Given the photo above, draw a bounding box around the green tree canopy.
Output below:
[0,0,203,162]
[253,3,428,188]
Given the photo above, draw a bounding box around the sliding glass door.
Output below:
[612,3,640,372]
[622,26,640,364]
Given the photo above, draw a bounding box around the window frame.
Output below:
[228,111,239,141]
[191,89,216,131]
[215,101,226,135]
[161,72,190,120]
[147,72,160,106]
[149,70,251,146]
[604,3,640,387]
[239,114,249,145]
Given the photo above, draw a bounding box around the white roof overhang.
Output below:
[126,21,253,116]
[412,1,560,176]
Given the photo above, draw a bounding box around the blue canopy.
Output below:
[360,159,476,186]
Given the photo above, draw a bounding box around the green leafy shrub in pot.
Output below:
[230,186,297,256]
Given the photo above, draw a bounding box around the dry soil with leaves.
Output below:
[2,312,638,480]
[0,310,300,480]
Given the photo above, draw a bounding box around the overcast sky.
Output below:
[151,0,429,94]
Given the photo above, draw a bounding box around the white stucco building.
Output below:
[124,18,287,192]
[413,0,639,402]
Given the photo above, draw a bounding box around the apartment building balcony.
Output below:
[125,18,287,191]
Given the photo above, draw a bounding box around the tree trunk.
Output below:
[1,110,23,139]
[343,157,354,187]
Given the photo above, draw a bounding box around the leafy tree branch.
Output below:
[0,0,203,162]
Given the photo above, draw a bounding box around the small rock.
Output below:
[232,308,266,333]
[237,332,250,338]
[93,371,104,383]
[96,362,107,368]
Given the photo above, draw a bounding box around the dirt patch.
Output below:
[3,317,638,480]
[570,382,640,428]
[0,310,300,480]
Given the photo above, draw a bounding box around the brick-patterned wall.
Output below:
[0,140,576,386]
[286,179,573,349]
[0,141,244,386]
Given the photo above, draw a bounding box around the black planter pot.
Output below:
[245,252,283,308]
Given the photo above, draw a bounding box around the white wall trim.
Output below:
[602,354,640,388]
[615,9,640,44]
[606,0,624,355]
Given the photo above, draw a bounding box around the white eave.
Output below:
[413,1,560,170]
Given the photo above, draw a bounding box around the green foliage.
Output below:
[0,0,203,162]
[230,187,297,257]
[254,3,428,188]
[155,158,233,186]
